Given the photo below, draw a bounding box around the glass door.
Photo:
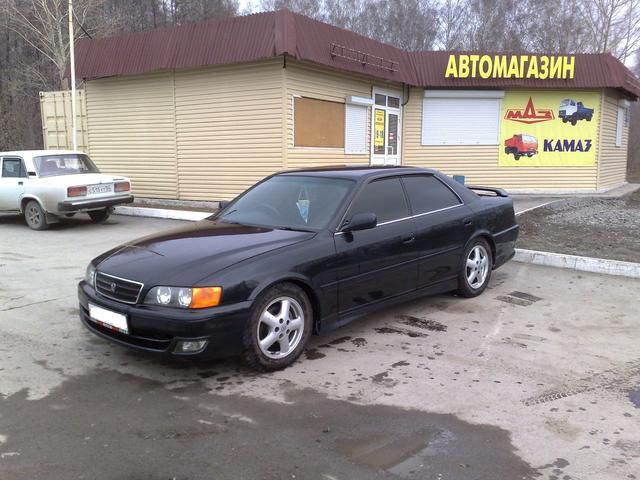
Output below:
[371,90,401,165]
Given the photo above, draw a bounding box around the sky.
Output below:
[238,0,260,14]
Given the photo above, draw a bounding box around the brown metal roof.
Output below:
[73,9,640,98]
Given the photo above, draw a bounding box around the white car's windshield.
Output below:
[34,154,100,177]
[217,175,354,231]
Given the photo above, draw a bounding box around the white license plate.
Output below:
[88,303,128,334]
[88,184,113,195]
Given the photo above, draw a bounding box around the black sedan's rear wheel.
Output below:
[242,283,312,371]
[457,238,492,298]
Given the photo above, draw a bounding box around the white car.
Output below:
[0,150,133,230]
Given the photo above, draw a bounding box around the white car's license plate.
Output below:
[88,303,128,334]
[88,184,113,195]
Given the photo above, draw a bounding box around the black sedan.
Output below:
[78,167,519,370]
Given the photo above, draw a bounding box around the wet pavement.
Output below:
[1,214,639,479]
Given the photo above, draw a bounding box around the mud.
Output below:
[517,189,640,262]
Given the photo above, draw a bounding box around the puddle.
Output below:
[395,315,447,332]
[375,327,428,338]
[496,295,534,307]
[509,291,542,303]
[328,336,352,345]
[304,348,326,360]
[629,387,640,408]
[351,338,367,347]
[0,370,537,480]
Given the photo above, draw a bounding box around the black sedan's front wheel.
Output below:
[243,283,312,371]
[457,238,492,297]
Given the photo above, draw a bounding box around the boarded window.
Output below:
[294,97,345,148]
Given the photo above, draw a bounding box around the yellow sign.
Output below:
[374,109,385,150]
[499,91,600,167]
[445,54,575,80]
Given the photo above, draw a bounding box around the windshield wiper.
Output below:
[274,225,316,233]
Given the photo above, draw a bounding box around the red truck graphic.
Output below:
[504,134,538,160]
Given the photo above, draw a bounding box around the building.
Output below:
[46,9,640,200]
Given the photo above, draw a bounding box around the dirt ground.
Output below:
[517,188,640,263]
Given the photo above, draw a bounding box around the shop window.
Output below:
[616,105,626,147]
[294,97,345,148]
[421,90,503,146]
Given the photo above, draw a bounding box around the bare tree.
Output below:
[2,0,121,89]
[436,0,470,50]
[581,0,640,60]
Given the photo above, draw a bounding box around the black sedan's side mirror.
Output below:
[342,212,377,233]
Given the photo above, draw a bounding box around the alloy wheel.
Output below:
[466,245,489,289]
[256,296,305,359]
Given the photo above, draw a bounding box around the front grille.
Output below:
[95,271,143,304]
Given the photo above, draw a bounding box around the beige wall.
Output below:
[284,62,374,169]
[597,88,629,189]
[86,73,178,198]
[85,61,284,200]
[174,61,284,200]
[403,87,600,191]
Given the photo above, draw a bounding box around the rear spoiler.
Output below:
[466,185,509,197]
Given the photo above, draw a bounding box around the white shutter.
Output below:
[345,103,368,154]
[616,105,625,147]
[422,93,502,146]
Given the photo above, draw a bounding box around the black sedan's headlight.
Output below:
[144,286,222,309]
[85,263,96,287]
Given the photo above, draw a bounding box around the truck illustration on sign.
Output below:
[504,134,538,160]
[559,99,593,125]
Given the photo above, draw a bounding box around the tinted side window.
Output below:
[348,177,409,224]
[1,158,25,178]
[402,175,461,214]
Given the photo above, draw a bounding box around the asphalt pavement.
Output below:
[1,213,639,480]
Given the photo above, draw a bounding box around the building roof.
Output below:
[73,9,640,98]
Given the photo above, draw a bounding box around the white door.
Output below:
[371,89,402,166]
[0,157,26,211]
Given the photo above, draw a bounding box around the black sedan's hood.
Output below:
[95,220,315,286]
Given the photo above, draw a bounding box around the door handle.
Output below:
[463,218,473,227]
[402,234,415,244]
[17,181,23,185]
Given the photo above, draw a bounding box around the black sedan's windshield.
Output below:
[217,175,354,231]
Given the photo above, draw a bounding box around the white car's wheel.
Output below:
[24,200,49,231]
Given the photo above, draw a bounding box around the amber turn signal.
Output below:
[190,287,222,309]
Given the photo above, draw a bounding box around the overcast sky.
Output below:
[238,0,260,14]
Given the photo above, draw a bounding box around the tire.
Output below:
[457,238,492,298]
[89,208,111,223]
[571,117,577,126]
[587,115,592,122]
[562,118,567,123]
[24,200,49,230]
[514,153,521,160]
[242,283,313,371]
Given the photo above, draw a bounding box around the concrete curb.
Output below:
[114,206,210,222]
[514,248,640,279]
